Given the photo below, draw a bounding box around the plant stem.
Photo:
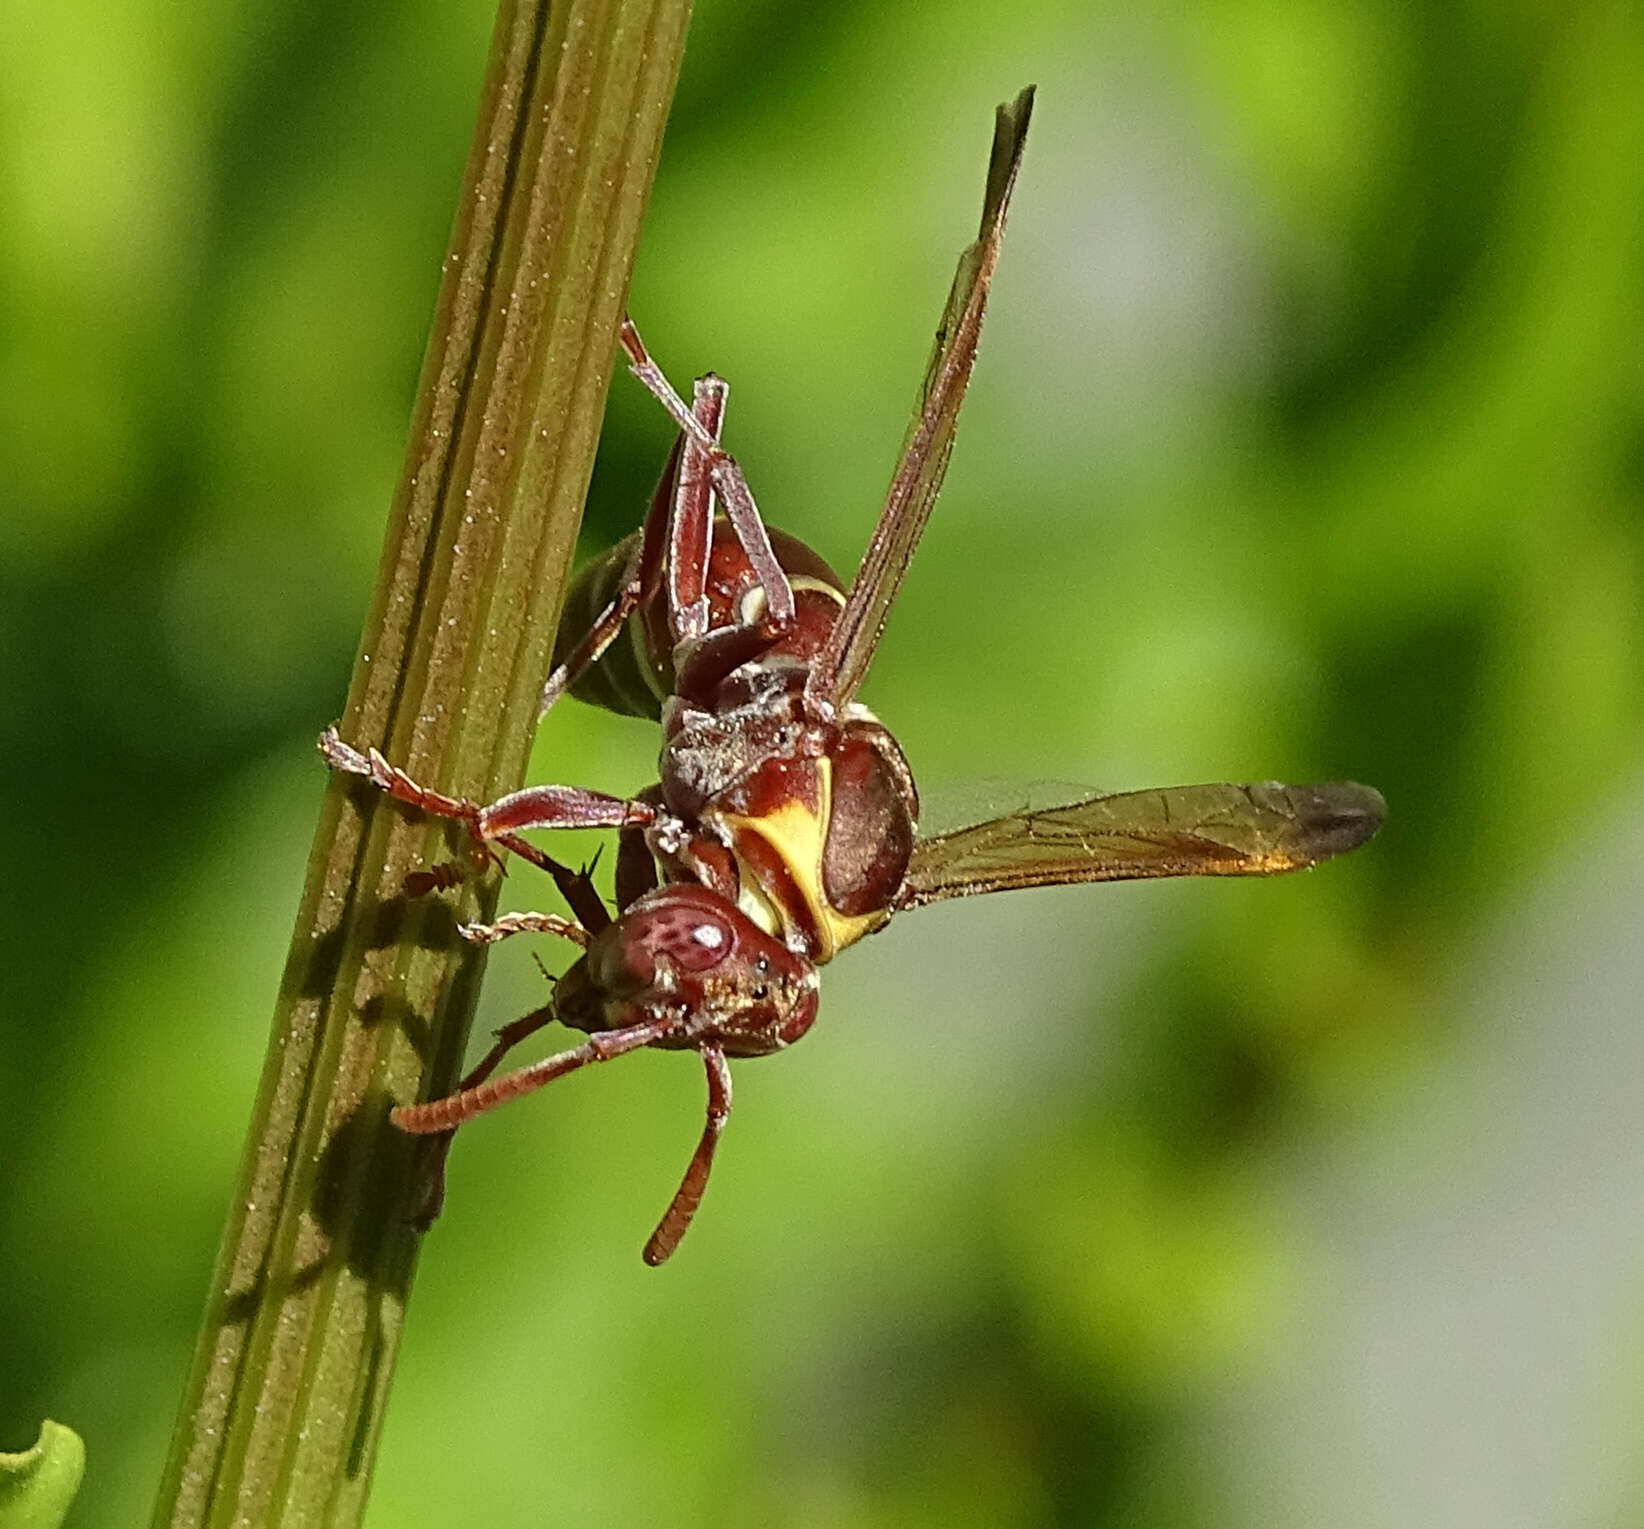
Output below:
[152,1,692,1524]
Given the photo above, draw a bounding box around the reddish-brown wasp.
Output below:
[321,87,1384,1264]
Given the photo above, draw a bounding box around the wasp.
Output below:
[320,87,1384,1263]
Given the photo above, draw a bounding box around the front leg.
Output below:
[458,910,589,946]
[319,727,486,831]
[319,727,669,849]
[538,370,729,718]
[618,318,796,634]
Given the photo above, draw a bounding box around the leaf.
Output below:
[0,1421,85,1529]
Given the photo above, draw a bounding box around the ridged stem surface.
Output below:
[151,0,692,1523]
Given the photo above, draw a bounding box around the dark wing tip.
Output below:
[1000,85,1036,139]
[1285,781,1387,861]
[1003,85,1036,129]
[983,89,1035,229]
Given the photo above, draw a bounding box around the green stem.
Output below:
[152,1,692,1524]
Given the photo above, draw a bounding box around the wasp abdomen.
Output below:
[554,530,664,719]
[554,520,846,723]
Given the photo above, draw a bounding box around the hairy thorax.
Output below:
[657,660,918,963]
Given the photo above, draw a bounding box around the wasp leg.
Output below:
[320,729,632,938]
[642,1045,733,1266]
[615,792,663,912]
[514,849,612,937]
[561,851,612,935]
[618,318,795,632]
[540,368,728,716]
[320,727,661,840]
[665,375,728,643]
[457,910,590,946]
[538,541,646,718]
[478,780,660,835]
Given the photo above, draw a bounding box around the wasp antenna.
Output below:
[392,1014,684,1134]
[642,1046,733,1265]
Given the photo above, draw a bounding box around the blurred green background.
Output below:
[5,1,1644,1525]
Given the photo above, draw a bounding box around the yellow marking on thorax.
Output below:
[710,757,889,964]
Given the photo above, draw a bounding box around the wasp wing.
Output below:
[806,86,1034,714]
[894,781,1386,909]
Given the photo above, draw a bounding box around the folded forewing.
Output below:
[806,86,1034,714]
[896,780,1386,909]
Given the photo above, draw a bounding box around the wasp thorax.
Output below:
[821,726,917,917]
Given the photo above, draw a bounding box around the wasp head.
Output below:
[554,883,818,1056]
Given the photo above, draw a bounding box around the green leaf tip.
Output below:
[0,1421,86,1529]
